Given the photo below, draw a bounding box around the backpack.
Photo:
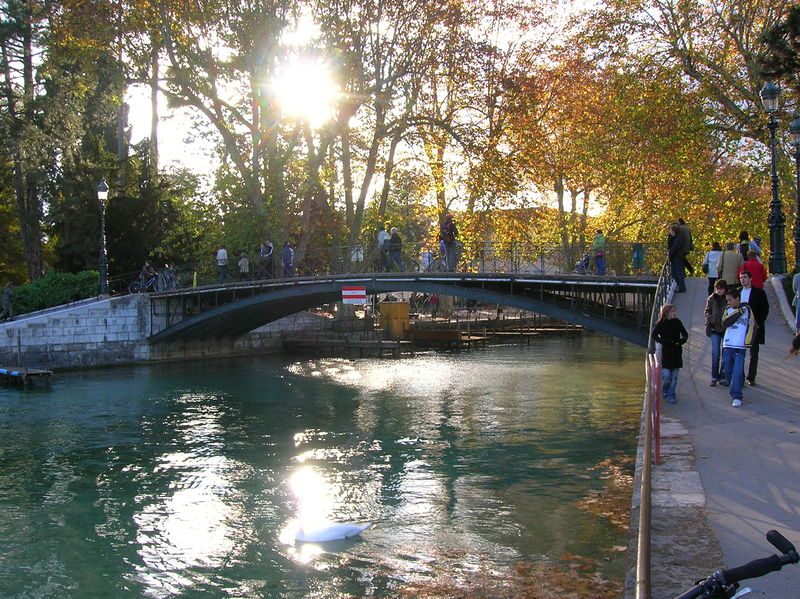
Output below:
[739,241,750,258]
[441,222,456,243]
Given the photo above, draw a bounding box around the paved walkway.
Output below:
[656,276,800,597]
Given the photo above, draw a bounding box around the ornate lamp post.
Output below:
[97,179,109,295]
[790,114,800,271]
[759,81,786,274]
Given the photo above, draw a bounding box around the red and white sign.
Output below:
[341,286,367,304]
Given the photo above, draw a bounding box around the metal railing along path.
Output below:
[636,261,673,599]
[114,241,666,293]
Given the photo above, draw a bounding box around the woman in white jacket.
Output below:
[702,242,724,295]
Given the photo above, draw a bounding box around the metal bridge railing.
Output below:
[636,260,673,599]
[112,241,665,293]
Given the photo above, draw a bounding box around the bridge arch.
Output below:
[146,274,657,347]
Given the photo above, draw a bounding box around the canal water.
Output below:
[0,336,644,598]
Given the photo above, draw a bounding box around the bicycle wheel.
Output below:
[128,281,142,294]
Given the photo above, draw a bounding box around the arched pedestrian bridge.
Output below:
[146,272,659,347]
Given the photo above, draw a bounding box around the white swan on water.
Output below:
[295,522,372,543]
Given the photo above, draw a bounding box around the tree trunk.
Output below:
[14,166,44,281]
[378,133,401,218]
[149,44,159,169]
[341,125,355,240]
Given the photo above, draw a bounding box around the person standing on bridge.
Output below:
[652,303,688,404]
[440,213,458,272]
[388,227,404,271]
[737,250,767,289]
[238,252,251,281]
[377,224,390,272]
[591,229,606,275]
[667,223,686,292]
[678,218,694,277]
[259,241,273,278]
[0,282,14,322]
[216,245,228,283]
[281,241,295,276]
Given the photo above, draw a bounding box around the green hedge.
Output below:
[11,270,100,315]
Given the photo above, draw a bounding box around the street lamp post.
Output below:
[760,81,786,275]
[790,114,800,271]
[97,179,109,295]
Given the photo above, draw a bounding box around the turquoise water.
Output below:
[0,336,644,598]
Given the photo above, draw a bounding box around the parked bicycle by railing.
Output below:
[673,530,798,598]
[128,273,158,294]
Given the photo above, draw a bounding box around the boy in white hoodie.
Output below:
[721,287,756,407]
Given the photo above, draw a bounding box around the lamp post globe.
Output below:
[760,81,786,274]
[759,81,780,113]
[791,115,800,270]
[97,179,109,295]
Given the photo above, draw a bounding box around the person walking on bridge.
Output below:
[652,303,688,404]
[716,241,743,288]
[704,279,728,386]
[738,270,768,386]
[721,287,756,407]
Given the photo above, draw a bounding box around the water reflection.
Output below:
[0,338,643,598]
[131,394,246,597]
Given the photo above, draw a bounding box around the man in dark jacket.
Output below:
[388,227,403,271]
[738,270,769,385]
[668,223,687,292]
[678,218,694,276]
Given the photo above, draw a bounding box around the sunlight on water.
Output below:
[0,338,644,598]
[130,394,246,596]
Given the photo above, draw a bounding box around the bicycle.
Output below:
[674,530,799,598]
[128,274,158,294]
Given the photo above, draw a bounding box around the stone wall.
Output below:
[0,295,334,370]
[0,295,150,369]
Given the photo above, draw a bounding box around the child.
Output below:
[704,279,728,386]
[721,287,756,407]
[238,252,251,281]
[652,303,689,403]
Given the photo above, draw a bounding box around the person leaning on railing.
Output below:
[440,213,458,271]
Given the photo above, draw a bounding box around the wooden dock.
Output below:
[406,329,489,351]
[0,366,53,385]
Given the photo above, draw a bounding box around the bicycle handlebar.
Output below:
[674,530,799,599]
[722,554,786,585]
[767,529,796,555]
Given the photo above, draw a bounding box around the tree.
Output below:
[759,4,800,91]
[583,0,794,144]
[314,0,445,245]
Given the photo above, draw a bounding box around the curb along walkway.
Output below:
[652,277,800,598]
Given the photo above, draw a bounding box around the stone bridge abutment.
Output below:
[0,294,327,369]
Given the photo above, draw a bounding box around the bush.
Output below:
[11,270,99,315]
